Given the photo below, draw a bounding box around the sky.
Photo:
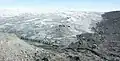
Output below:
[0,0,120,12]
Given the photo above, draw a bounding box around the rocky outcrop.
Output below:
[91,11,120,61]
[0,33,69,61]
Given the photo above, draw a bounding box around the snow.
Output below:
[0,10,103,46]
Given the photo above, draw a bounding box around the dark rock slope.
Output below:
[93,11,120,61]
[55,11,120,61]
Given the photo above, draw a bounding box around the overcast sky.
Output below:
[0,0,120,12]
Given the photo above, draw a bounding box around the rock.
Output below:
[92,11,120,60]
[42,57,49,61]
[0,32,69,61]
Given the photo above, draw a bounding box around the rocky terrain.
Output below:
[0,10,120,61]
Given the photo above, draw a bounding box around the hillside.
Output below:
[0,10,120,61]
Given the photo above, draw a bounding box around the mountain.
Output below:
[0,10,120,61]
[0,11,103,46]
